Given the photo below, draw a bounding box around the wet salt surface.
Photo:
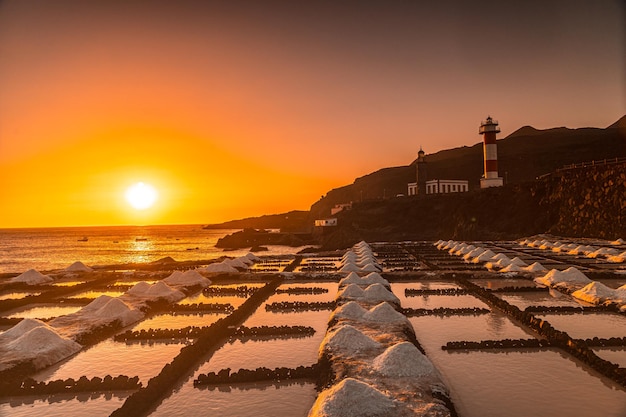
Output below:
[594,347,626,368]
[399,294,490,310]
[151,309,329,417]
[5,305,83,320]
[178,292,249,309]
[67,290,126,299]
[151,381,317,417]
[496,291,589,309]
[470,278,539,290]
[0,392,130,417]
[535,313,626,339]
[409,314,534,348]
[0,292,40,301]
[198,335,324,374]
[33,340,186,384]
[596,279,626,289]
[435,350,626,417]
[131,313,227,331]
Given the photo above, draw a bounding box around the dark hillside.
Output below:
[311,116,626,219]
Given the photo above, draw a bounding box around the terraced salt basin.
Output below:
[33,339,189,385]
[149,282,336,416]
[0,391,130,417]
[394,283,626,417]
[6,304,84,320]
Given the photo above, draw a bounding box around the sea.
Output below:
[0,225,300,274]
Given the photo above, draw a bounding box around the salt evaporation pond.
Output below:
[150,304,330,416]
[0,392,130,417]
[67,290,126,299]
[470,278,540,290]
[151,381,317,417]
[131,313,227,331]
[34,340,187,384]
[594,348,626,368]
[6,305,83,320]
[535,313,626,339]
[436,350,626,417]
[0,292,40,301]
[496,291,589,309]
[400,294,490,310]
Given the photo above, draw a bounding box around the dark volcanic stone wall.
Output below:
[542,162,626,239]
[318,161,626,249]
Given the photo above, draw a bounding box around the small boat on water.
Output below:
[135,237,148,241]
[77,237,88,242]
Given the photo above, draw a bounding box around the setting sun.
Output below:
[125,182,158,210]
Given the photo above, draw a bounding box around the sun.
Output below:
[125,182,158,210]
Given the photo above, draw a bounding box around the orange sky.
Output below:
[0,1,624,228]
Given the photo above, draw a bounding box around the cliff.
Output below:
[317,161,626,249]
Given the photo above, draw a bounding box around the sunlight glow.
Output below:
[125,182,158,210]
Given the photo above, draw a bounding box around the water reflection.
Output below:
[0,391,129,417]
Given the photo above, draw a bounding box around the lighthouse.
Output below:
[416,146,427,195]
[479,116,504,188]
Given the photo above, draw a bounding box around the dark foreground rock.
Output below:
[216,229,314,249]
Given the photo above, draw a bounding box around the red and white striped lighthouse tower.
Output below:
[479,116,504,188]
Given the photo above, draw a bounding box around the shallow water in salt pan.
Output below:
[33,340,187,384]
[535,313,626,339]
[151,381,317,417]
[594,347,626,368]
[67,290,125,299]
[131,313,226,331]
[497,291,589,309]
[6,305,83,319]
[401,294,490,310]
[0,291,40,301]
[470,278,539,289]
[0,392,129,417]
[436,350,626,417]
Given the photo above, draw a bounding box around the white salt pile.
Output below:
[338,272,363,287]
[471,249,496,263]
[535,267,591,290]
[125,281,185,303]
[245,252,261,262]
[359,262,381,272]
[10,269,53,285]
[361,272,390,287]
[163,269,211,288]
[0,319,82,371]
[51,295,143,334]
[509,257,528,267]
[200,262,239,273]
[330,301,367,322]
[463,247,484,261]
[338,263,361,273]
[363,302,408,325]
[607,251,626,263]
[308,378,396,417]
[587,247,620,258]
[524,262,547,273]
[572,282,617,305]
[319,325,382,355]
[336,284,366,301]
[372,342,435,377]
[362,283,400,305]
[224,257,250,269]
[499,263,523,273]
[65,261,93,272]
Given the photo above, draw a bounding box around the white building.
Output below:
[314,218,338,227]
[425,179,469,194]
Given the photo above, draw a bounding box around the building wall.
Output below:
[425,180,469,194]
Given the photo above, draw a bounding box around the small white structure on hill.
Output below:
[315,218,338,227]
[408,147,469,195]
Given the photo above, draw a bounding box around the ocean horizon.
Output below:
[0,225,291,274]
